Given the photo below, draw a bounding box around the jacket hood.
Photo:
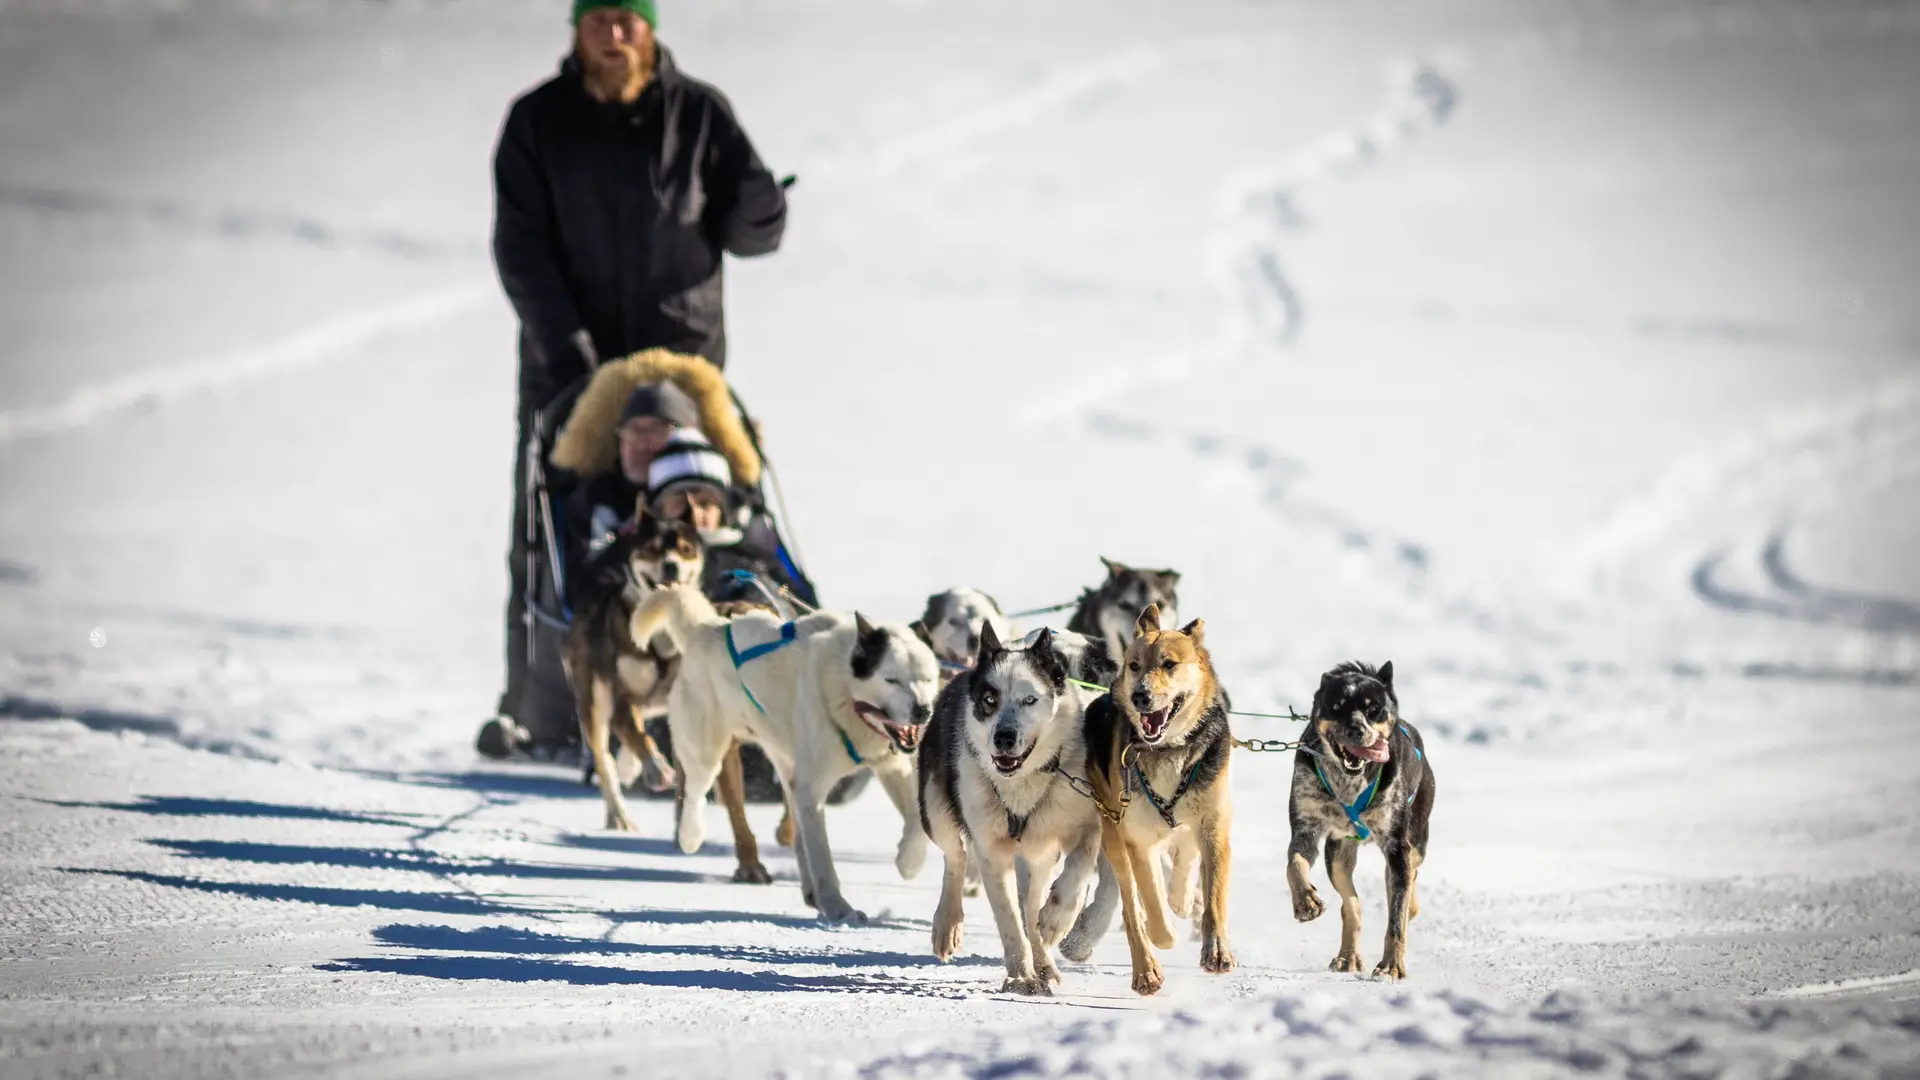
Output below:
[548,348,761,487]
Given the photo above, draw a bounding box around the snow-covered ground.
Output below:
[2,0,1918,1076]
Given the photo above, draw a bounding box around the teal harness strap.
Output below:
[1314,757,1382,841]
[836,725,863,765]
[727,621,798,715]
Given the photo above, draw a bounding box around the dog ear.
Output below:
[1081,638,1120,687]
[1312,669,1341,719]
[1027,628,1068,690]
[1134,603,1161,636]
[981,591,1003,616]
[977,619,1003,663]
[850,613,889,680]
[1101,556,1126,579]
[1158,569,1182,588]
[1179,617,1205,646]
[921,593,945,626]
[908,620,934,649]
[1028,626,1053,657]
[1378,661,1395,691]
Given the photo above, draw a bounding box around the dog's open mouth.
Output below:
[853,701,923,754]
[1135,695,1185,743]
[990,746,1033,775]
[1333,736,1391,771]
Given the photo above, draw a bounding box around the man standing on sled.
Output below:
[482,0,788,757]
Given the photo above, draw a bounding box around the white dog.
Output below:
[912,587,1014,685]
[632,584,941,924]
[917,624,1117,994]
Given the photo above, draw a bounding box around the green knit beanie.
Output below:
[571,0,656,27]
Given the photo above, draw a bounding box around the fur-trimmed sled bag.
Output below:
[548,349,762,487]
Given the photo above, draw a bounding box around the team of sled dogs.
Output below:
[561,513,1436,996]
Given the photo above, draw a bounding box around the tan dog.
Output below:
[1082,603,1235,995]
[562,513,775,884]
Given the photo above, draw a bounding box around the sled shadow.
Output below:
[0,695,188,740]
[557,831,721,860]
[39,796,431,828]
[65,869,579,918]
[370,922,993,970]
[387,768,600,800]
[316,953,964,995]
[147,839,714,885]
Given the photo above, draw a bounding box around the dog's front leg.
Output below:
[1374,841,1418,980]
[580,677,637,833]
[1197,806,1234,974]
[1037,829,1100,949]
[873,762,929,880]
[1100,818,1163,996]
[1127,832,1178,951]
[931,835,968,960]
[1325,836,1363,972]
[1287,823,1328,923]
[1020,847,1064,987]
[1167,828,1200,923]
[980,848,1047,995]
[664,685,724,854]
[791,778,865,924]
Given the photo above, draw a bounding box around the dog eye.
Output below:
[1128,662,1140,673]
[1023,695,1038,707]
[1161,660,1175,672]
[980,692,998,711]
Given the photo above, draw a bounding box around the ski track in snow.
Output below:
[1019,57,1459,426]
[0,182,483,261]
[1562,375,1920,600]
[0,280,492,446]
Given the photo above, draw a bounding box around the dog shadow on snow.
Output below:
[317,921,991,993]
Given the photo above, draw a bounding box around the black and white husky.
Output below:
[917,625,1117,995]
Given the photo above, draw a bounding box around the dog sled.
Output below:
[515,349,862,804]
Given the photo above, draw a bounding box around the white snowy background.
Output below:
[1,0,1917,1076]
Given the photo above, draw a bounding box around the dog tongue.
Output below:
[1351,740,1391,763]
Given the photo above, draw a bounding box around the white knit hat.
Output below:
[646,429,733,506]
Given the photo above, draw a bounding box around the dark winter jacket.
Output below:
[493,47,787,405]
[701,506,818,611]
[560,471,645,609]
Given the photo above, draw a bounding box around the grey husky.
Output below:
[1067,557,1181,662]
[918,625,1118,994]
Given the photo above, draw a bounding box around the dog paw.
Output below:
[1130,962,1165,997]
[1291,884,1325,922]
[931,917,964,961]
[1036,898,1074,944]
[676,819,705,855]
[895,838,928,880]
[1200,939,1235,974]
[775,813,795,849]
[963,879,982,898]
[732,861,774,885]
[1372,958,1407,981]
[1147,921,1177,952]
[1000,976,1053,997]
[1036,956,1062,986]
[1329,951,1364,973]
[606,810,638,833]
[640,757,677,794]
[816,898,868,925]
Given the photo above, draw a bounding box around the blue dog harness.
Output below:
[1315,724,1423,841]
[725,619,867,766]
[726,621,797,716]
